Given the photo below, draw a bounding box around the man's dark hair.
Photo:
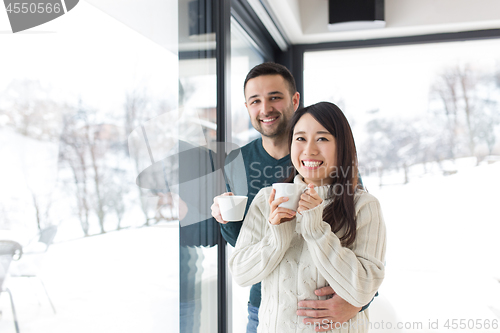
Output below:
[244,62,297,97]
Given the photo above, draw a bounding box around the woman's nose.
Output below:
[304,142,319,155]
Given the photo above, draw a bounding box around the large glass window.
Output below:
[0,2,178,332]
[177,5,218,333]
[230,19,266,147]
[304,39,500,327]
[228,19,265,333]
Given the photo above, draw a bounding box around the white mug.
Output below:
[272,183,306,211]
[218,195,248,221]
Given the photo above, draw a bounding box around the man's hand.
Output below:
[297,286,361,332]
[211,193,233,224]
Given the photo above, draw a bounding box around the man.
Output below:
[211,62,373,333]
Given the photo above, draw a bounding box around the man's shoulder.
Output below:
[240,137,261,153]
[227,138,261,159]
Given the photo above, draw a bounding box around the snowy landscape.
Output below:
[1,127,499,332]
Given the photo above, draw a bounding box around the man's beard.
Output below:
[257,118,288,138]
[253,107,293,138]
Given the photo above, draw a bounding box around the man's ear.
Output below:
[292,92,300,111]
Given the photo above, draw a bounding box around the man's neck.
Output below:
[261,135,289,160]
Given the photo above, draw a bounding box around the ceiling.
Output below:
[83,0,500,54]
[263,0,500,46]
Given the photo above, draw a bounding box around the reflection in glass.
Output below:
[0,2,178,332]
[178,0,220,332]
[228,19,265,333]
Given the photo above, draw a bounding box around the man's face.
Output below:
[244,75,299,138]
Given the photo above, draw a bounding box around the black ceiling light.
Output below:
[328,0,385,32]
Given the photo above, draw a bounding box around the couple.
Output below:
[211,63,386,333]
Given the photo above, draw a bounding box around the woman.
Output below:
[229,102,386,332]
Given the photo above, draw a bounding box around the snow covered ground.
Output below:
[0,225,178,333]
[362,160,500,332]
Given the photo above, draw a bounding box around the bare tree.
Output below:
[59,111,91,236]
[124,89,178,225]
[2,79,64,141]
[429,64,499,161]
[104,168,129,230]
[125,88,149,138]
[456,65,477,156]
[28,187,54,231]
[59,102,127,235]
[361,115,431,186]
[430,69,461,160]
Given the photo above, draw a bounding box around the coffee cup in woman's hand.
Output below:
[268,187,300,225]
[272,183,306,211]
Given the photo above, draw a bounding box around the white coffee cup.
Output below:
[272,183,306,211]
[218,195,248,222]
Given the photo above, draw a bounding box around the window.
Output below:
[0,2,178,332]
[228,18,265,333]
[304,38,500,324]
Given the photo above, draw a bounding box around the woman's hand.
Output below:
[268,188,296,225]
[297,184,323,214]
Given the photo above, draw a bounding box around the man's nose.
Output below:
[261,100,273,114]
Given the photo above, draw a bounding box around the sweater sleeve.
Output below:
[229,189,295,287]
[220,221,241,247]
[300,194,386,307]
[220,148,248,247]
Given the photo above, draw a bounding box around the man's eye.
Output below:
[250,100,259,105]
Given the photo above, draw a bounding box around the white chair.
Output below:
[8,226,57,314]
[0,240,23,333]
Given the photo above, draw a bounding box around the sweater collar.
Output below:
[293,174,331,200]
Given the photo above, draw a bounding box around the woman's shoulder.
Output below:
[253,186,273,204]
[245,187,273,217]
[354,190,381,211]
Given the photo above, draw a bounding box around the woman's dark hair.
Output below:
[244,62,297,97]
[285,102,359,246]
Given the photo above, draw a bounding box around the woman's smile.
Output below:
[301,159,323,168]
[291,113,337,186]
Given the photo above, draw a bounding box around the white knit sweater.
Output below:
[229,175,386,333]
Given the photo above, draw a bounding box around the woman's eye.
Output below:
[318,137,329,141]
[295,137,305,141]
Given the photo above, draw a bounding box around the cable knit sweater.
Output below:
[229,175,386,333]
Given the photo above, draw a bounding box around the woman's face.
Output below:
[291,113,337,186]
